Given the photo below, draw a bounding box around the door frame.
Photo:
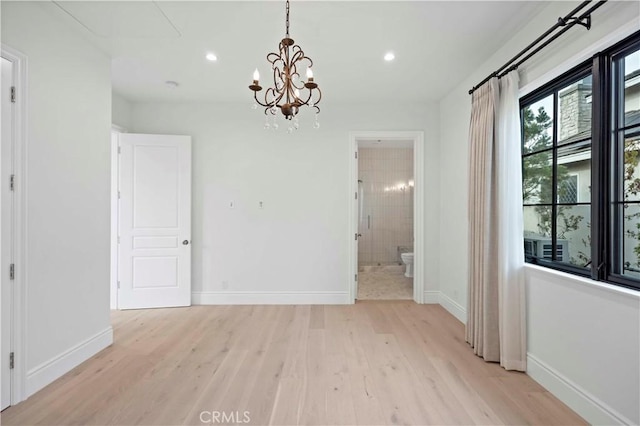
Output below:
[348,131,425,303]
[110,125,126,310]
[1,44,27,406]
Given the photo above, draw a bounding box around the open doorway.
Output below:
[357,140,414,299]
[349,131,425,304]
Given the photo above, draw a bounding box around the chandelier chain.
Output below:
[286,0,290,37]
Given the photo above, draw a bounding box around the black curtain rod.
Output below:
[468,0,608,95]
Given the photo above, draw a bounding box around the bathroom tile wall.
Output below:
[358,147,414,266]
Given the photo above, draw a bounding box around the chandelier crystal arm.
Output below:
[291,78,305,91]
[297,87,313,106]
[273,67,283,92]
[252,90,272,109]
[290,47,310,68]
[311,87,322,112]
[265,87,282,108]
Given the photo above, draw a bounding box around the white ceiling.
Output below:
[43,1,549,104]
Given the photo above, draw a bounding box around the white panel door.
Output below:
[118,134,191,309]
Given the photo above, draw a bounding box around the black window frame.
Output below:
[520,30,640,291]
[605,32,640,289]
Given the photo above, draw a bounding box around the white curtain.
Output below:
[466,70,527,372]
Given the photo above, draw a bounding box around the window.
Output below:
[522,68,592,271]
[611,42,640,284]
[521,31,640,291]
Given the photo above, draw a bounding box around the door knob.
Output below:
[183,240,190,245]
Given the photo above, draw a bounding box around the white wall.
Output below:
[131,102,439,303]
[112,92,132,130]
[1,1,112,398]
[437,1,640,424]
[526,266,640,425]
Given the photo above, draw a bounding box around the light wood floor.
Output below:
[1,302,585,425]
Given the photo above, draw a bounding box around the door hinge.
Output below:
[117,280,120,289]
[355,191,358,200]
[118,191,121,199]
[10,86,16,103]
[355,233,358,241]
[9,174,15,191]
[9,263,14,280]
[117,146,121,154]
[355,274,358,281]
[355,152,358,159]
[9,352,14,369]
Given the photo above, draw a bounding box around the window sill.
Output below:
[525,264,640,299]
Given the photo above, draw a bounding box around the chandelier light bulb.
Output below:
[253,69,260,82]
[306,67,314,80]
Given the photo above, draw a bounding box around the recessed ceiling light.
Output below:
[206,52,218,62]
[384,52,395,62]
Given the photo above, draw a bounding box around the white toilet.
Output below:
[400,252,414,278]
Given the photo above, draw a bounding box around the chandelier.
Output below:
[249,0,322,131]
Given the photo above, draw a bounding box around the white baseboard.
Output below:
[438,291,467,324]
[26,327,113,397]
[423,291,440,304]
[527,354,633,426]
[192,291,350,305]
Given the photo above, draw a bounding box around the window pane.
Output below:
[555,204,591,268]
[523,150,552,204]
[557,142,591,203]
[524,206,553,260]
[624,131,640,202]
[558,75,592,145]
[624,49,640,127]
[622,203,640,279]
[522,95,553,154]
[524,205,552,238]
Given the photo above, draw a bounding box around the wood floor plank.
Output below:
[1,302,587,426]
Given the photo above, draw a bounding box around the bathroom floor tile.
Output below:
[357,266,413,300]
